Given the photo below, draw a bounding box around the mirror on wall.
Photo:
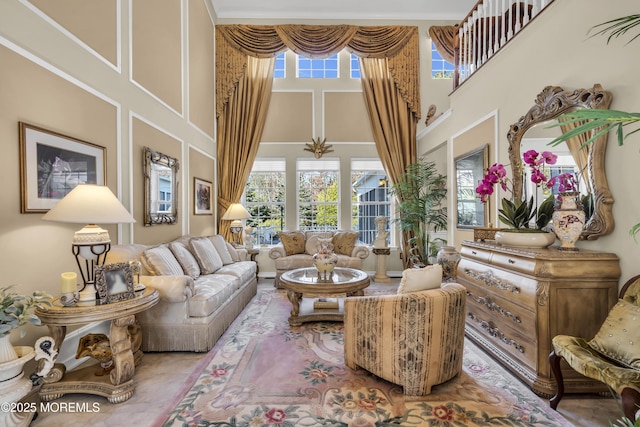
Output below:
[507,84,614,240]
[144,147,179,226]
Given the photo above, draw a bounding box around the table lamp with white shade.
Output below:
[222,203,250,247]
[42,184,136,305]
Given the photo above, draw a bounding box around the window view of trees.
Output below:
[298,170,339,230]
[244,160,285,245]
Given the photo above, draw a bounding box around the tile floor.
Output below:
[28,278,622,427]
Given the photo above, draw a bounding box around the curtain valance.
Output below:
[216,24,420,119]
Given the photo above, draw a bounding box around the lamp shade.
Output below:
[42,184,136,225]
[221,203,250,221]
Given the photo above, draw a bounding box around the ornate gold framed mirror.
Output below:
[507,84,613,240]
[144,147,179,226]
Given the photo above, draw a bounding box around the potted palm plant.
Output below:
[390,158,447,268]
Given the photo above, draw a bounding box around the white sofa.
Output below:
[269,230,369,288]
[106,235,257,352]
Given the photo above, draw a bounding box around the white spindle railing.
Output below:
[454,0,554,88]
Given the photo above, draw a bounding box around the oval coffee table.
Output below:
[279,267,370,326]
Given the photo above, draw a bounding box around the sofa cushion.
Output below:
[332,231,359,256]
[397,265,442,294]
[216,261,256,285]
[141,245,185,276]
[168,242,201,279]
[588,299,640,369]
[189,237,224,274]
[188,274,239,317]
[279,231,306,255]
[209,235,234,265]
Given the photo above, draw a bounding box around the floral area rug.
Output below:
[158,285,571,427]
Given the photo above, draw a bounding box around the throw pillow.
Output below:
[226,242,241,262]
[278,231,306,256]
[141,245,184,276]
[189,237,224,274]
[397,264,443,294]
[332,231,359,256]
[208,235,234,265]
[588,299,640,369]
[168,242,201,279]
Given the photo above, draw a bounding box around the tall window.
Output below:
[297,158,340,230]
[351,159,391,244]
[297,54,339,78]
[431,41,454,79]
[244,159,286,245]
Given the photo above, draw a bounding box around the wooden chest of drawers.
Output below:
[458,240,620,397]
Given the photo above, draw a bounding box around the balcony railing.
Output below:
[453,0,554,88]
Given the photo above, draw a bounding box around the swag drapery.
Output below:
[216,24,420,260]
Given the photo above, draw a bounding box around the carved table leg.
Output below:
[109,315,136,387]
[286,290,302,325]
[39,325,66,385]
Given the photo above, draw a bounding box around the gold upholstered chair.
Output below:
[549,274,640,421]
[343,280,467,395]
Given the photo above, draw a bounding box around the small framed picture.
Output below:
[194,177,213,215]
[19,122,106,213]
[95,262,136,305]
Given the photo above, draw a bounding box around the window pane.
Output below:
[297,159,339,230]
[297,54,339,79]
[431,41,453,79]
[274,52,286,78]
[244,159,286,245]
[351,159,391,245]
[350,54,361,78]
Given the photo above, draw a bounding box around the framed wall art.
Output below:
[95,262,136,305]
[194,177,213,215]
[455,145,489,229]
[19,122,106,213]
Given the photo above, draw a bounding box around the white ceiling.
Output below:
[210,0,477,21]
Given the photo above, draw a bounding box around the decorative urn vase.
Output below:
[552,192,585,251]
[313,241,338,281]
[436,246,461,282]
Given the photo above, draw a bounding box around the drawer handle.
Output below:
[508,259,515,264]
[467,291,521,323]
[467,313,525,353]
[471,250,477,255]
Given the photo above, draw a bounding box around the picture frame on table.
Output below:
[455,144,489,229]
[19,122,106,213]
[194,177,213,215]
[95,262,136,305]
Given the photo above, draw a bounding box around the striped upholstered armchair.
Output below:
[343,282,467,395]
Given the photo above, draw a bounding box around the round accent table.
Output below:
[279,267,370,326]
[33,287,159,403]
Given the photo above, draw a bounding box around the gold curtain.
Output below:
[215,24,420,249]
[428,25,456,64]
[217,56,275,239]
[558,119,592,193]
[360,57,418,268]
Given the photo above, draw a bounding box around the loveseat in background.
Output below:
[269,230,369,288]
[106,235,257,352]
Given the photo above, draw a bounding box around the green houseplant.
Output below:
[390,158,447,268]
[548,14,640,241]
[0,286,50,362]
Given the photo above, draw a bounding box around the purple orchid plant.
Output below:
[475,149,578,230]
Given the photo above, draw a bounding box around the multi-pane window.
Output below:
[350,53,361,78]
[297,54,339,78]
[431,41,454,79]
[274,52,286,78]
[297,159,340,230]
[244,159,286,245]
[157,175,172,213]
[351,159,391,244]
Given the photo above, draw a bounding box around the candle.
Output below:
[61,272,77,293]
